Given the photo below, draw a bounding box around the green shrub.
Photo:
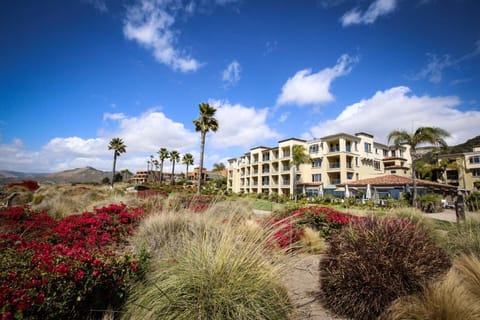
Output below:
[123,224,293,320]
[417,193,443,213]
[466,192,480,211]
[444,219,480,257]
[319,216,451,320]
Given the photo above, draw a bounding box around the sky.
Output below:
[1,0,480,174]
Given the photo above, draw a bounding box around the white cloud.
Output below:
[276,54,358,106]
[222,60,241,87]
[84,0,108,12]
[208,100,280,148]
[305,86,480,145]
[123,0,202,73]
[278,112,289,123]
[0,110,199,173]
[341,0,398,26]
[413,40,480,83]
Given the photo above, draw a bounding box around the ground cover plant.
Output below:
[319,215,451,320]
[0,204,147,320]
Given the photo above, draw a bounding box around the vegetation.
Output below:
[290,145,311,202]
[387,127,450,206]
[123,208,293,320]
[319,216,451,320]
[169,150,180,185]
[182,153,194,183]
[383,255,480,320]
[444,219,480,257]
[157,147,169,184]
[107,137,127,188]
[193,103,219,195]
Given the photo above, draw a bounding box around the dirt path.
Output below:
[283,254,345,320]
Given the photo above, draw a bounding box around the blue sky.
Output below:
[1,0,479,173]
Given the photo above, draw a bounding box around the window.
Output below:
[330,143,339,152]
[364,142,372,153]
[355,157,359,167]
[354,141,358,151]
[309,144,319,154]
[374,161,381,170]
[346,142,351,152]
[390,170,397,174]
[312,174,322,182]
[312,158,322,168]
[383,149,388,157]
[471,156,480,164]
[391,150,396,157]
[472,169,480,177]
[347,173,353,180]
[400,150,404,157]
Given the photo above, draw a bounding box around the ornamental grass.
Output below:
[123,217,293,320]
[383,254,480,320]
[319,216,451,320]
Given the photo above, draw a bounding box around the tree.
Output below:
[182,153,194,183]
[152,159,160,182]
[120,169,133,182]
[108,137,127,188]
[158,147,169,184]
[212,162,226,172]
[388,127,450,206]
[193,103,219,194]
[290,145,311,202]
[169,150,180,185]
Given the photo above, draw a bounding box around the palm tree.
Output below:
[152,159,160,182]
[212,162,226,172]
[108,137,127,188]
[169,150,180,185]
[291,145,311,202]
[182,153,194,183]
[158,147,169,184]
[388,127,450,206]
[193,103,219,194]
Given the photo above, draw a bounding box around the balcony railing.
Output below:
[283,166,291,171]
[329,147,340,152]
[329,163,340,169]
[330,179,341,185]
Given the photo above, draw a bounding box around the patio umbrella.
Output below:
[319,184,324,198]
[373,187,379,202]
[345,185,350,198]
[365,184,372,200]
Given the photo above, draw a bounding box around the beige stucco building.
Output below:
[437,146,480,192]
[227,132,411,196]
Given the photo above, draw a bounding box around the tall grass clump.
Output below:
[383,254,480,320]
[445,219,480,256]
[319,216,451,320]
[123,220,293,320]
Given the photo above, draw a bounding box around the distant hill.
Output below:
[419,135,480,164]
[0,167,110,185]
[37,167,110,184]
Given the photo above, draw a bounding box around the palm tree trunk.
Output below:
[171,162,175,185]
[111,153,117,188]
[411,152,417,207]
[160,161,164,184]
[186,164,189,184]
[197,131,206,195]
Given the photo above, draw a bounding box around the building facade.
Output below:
[227,132,411,196]
[437,146,480,192]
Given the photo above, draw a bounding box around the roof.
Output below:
[340,175,456,189]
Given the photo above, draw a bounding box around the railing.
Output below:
[329,147,340,152]
[330,179,341,185]
[329,163,340,169]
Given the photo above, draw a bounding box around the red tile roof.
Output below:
[342,175,456,189]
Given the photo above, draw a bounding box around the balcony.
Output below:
[282,166,291,172]
[329,163,341,169]
[330,179,341,185]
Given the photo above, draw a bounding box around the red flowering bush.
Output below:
[6,180,40,192]
[0,205,147,320]
[188,195,213,212]
[137,189,168,199]
[267,206,356,250]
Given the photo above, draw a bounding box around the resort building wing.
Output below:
[227,132,414,197]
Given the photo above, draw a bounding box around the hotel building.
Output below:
[437,146,480,192]
[227,132,411,196]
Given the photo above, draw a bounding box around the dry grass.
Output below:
[384,254,480,320]
[299,227,326,254]
[123,211,294,320]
